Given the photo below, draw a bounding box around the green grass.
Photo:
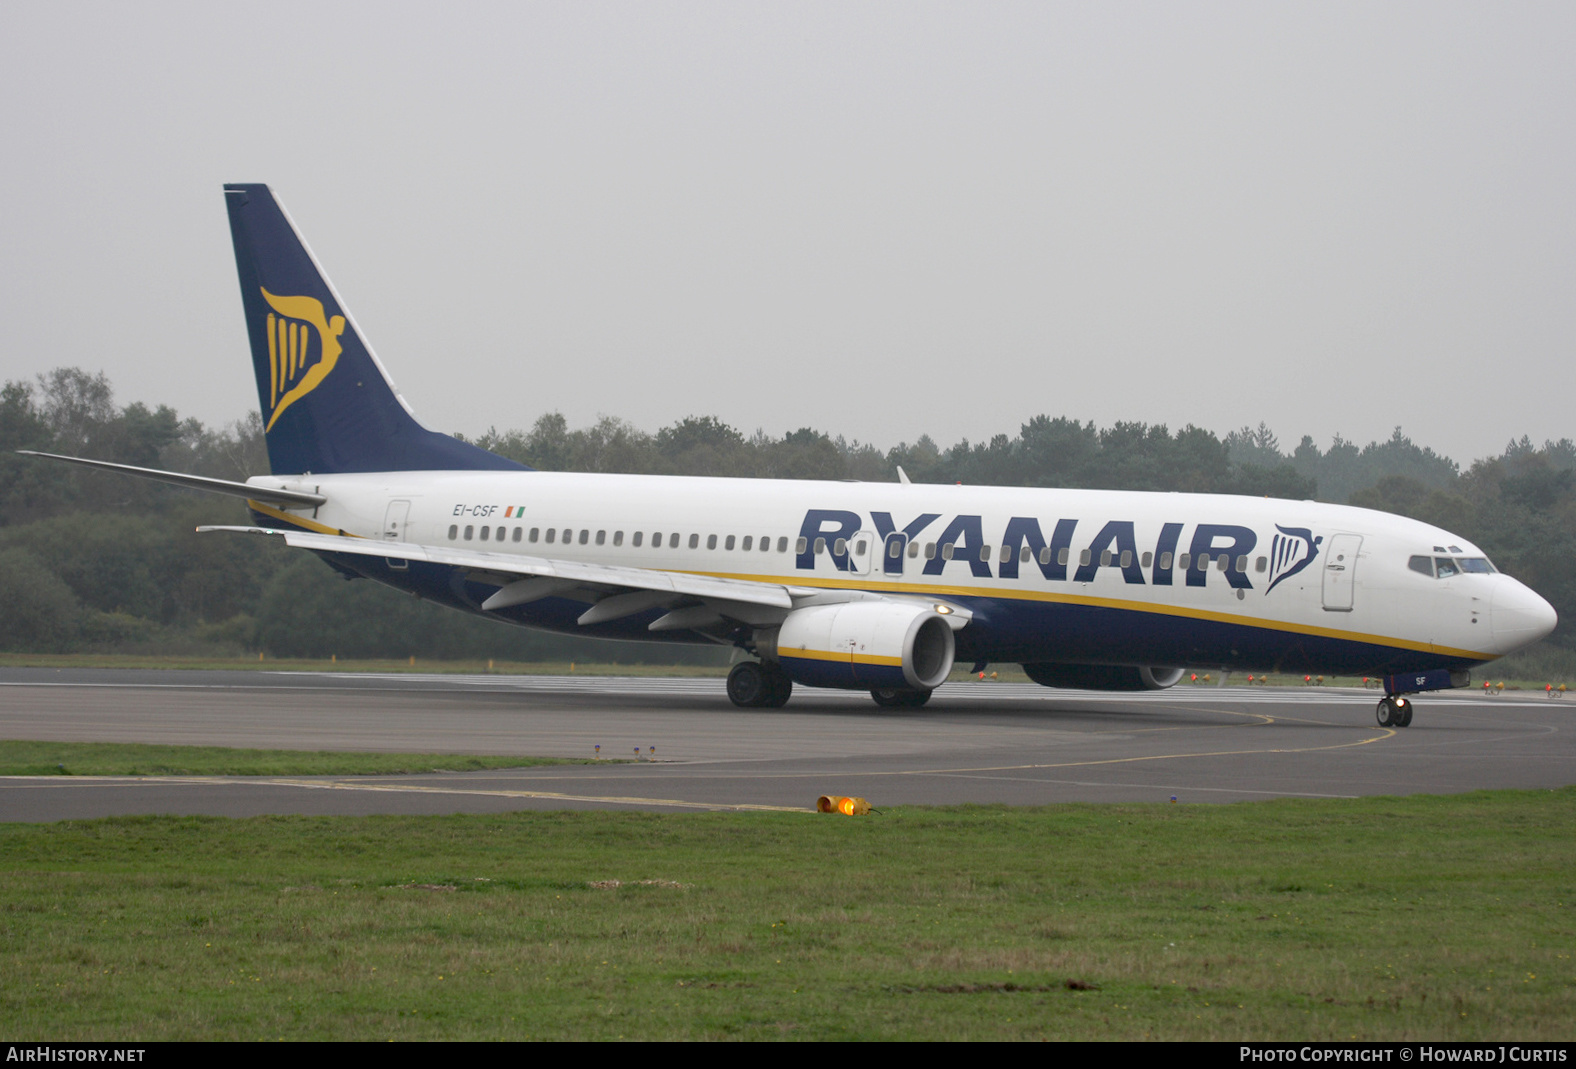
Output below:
[2,791,1573,1039]
[0,740,594,777]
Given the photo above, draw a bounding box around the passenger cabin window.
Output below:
[595,530,606,545]
[815,537,827,554]
[796,537,808,554]
[613,531,623,546]
[778,537,789,553]
[480,526,490,540]
[707,534,718,550]
[978,545,990,563]
[1058,548,1070,567]
[1255,556,1266,572]
[512,527,522,543]
[1159,551,1172,570]
[545,528,555,544]
[448,525,458,540]
[1079,549,1091,567]
[670,533,680,549]
[1177,553,1191,570]
[941,544,954,560]
[907,542,919,558]
[529,528,540,543]
[579,530,589,545]
[1038,547,1051,565]
[727,535,736,550]
[632,531,643,547]
[925,542,936,559]
[1141,551,1152,568]
[689,533,700,549]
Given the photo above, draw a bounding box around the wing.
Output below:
[202,525,802,630]
[199,525,972,633]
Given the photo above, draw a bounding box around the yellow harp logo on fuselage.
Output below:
[261,288,346,432]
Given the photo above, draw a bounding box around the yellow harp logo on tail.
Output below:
[261,289,346,432]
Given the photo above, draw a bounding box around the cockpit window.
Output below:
[1413,554,1497,578]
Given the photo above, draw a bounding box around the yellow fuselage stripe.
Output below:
[246,499,356,537]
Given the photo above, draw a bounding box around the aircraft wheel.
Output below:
[870,687,933,708]
[762,663,793,708]
[727,662,769,708]
[1395,698,1413,728]
[1375,697,1394,727]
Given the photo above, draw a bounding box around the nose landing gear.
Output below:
[1376,694,1413,728]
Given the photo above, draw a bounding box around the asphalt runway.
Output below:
[1,667,1572,821]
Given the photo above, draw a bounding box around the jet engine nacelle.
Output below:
[758,602,956,691]
[1021,663,1185,691]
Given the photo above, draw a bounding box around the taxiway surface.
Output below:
[1,668,1571,820]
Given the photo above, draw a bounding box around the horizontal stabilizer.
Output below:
[18,451,326,507]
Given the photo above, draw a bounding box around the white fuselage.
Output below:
[244,469,1556,674]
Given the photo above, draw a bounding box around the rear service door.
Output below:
[383,500,411,570]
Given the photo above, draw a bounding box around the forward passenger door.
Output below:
[1322,533,1362,611]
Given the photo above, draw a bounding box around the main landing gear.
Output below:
[727,661,793,708]
[869,687,933,708]
[1376,694,1414,728]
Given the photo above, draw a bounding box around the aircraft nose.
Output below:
[1490,578,1558,653]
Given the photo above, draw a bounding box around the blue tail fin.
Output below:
[223,184,525,475]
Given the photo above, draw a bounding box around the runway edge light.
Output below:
[817,795,871,816]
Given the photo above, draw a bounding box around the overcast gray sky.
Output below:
[2,2,1572,464]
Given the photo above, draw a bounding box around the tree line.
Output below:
[2,368,1572,667]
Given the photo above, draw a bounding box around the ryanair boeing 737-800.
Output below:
[22,185,1558,725]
